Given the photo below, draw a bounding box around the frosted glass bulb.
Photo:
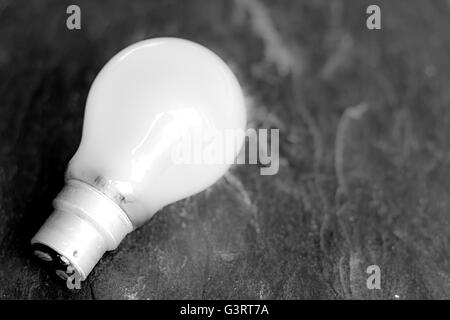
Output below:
[31,38,246,281]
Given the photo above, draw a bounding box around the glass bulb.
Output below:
[31,38,246,281]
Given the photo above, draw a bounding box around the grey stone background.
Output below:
[1,0,450,299]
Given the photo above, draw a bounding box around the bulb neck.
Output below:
[31,180,133,281]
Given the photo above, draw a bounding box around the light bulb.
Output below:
[31,38,246,281]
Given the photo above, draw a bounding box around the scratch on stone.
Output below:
[338,255,351,298]
[349,251,363,299]
[89,282,97,300]
[335,102,369,195]
[123,276,146,300]
[319,212,332,254]
[180,255,188,269]
[216,251,239,262]
[258,281,271,299]
[321,0,353,79]
[124,290,138,300]
[27,282,39,300]
[224,172,252,207]
[234,0,301,76]
[224,172,260,233]
[321,33,354,80]
[292,75,325,170]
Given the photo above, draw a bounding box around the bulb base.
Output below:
[31,180,133,281]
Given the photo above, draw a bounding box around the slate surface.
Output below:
[1,0,450,299]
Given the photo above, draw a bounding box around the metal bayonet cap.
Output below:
[31,180,133,281]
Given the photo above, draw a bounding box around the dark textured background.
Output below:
[1,0,450,299]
